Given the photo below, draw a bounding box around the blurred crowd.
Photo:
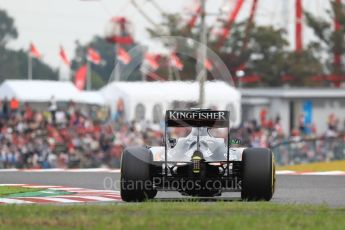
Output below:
[233,114,345,165]
[0,98,344,169]
[0,98,162,169]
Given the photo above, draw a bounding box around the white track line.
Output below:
[0,168,121,173]
[67,168,116,172]
[46,187,120,194]
[62,196,120,202]
[1,168,344,175]
[102,190,121,194]
[276,170,345,175]
[276,170,298,175]
[73,191,119,194]
[38,197,79,203]
[20,169,65,172]
[0,184,123,204]
[49,187,95,191]
[0,169,19,172]
[0,198,33,204]
[22,185,63,189]
[298,171,345,176]
[0,184,27,186]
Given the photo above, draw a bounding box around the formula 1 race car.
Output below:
[120,109,276,202]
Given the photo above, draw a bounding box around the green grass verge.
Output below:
[0,202,344,230]
[0,186,41,197]
[278,160,345,172]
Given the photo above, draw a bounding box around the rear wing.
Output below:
[165,110,229,128]
[163,109,231,178]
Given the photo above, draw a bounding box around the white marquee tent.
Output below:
[101,81,241,126]
[0,80,105,105]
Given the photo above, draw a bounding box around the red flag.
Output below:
[217,0,245,48]
[187,5,202,30]
[204,58,213,71]
[74,65,87,90]
[117,47,131,65]
[59,46,70,66]
[87,47,102,65]
[170,52,184,70]
[145,53,160,70]
[29,42,41,58]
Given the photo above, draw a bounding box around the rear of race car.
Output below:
[120,109,275,201]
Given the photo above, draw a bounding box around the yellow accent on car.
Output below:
[192,156,202,173]
[192,156,202,160]
[272,154,276,194]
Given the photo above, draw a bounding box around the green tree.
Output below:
[305,0,345,79]
[147,13,323,87]
[0,9,18,47]
[0,9,58,82]
[246,26,288,86]
[245,26,322,87]
[283,48,324,87]
[0,48,58,81]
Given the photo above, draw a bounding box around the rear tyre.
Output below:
[120,147,157,202]
[241,148,275,201]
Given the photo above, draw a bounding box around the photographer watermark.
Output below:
[103,176,241,191]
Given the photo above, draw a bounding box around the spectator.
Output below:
[49,96,57,124]
[23,102,33,121]
[2,98,9,119]
[10,97,19,115]
[0,102,344,169]
[0,101,165,169]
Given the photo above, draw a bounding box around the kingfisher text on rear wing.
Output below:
[165,110,229,127]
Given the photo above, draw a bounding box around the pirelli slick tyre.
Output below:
[120,147,157,202]
[241,148,276,201]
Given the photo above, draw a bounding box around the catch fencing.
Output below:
[270,135,345,166]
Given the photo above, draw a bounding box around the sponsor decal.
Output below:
[168,111,228,120]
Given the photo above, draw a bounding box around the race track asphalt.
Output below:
[0,171,344,207]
